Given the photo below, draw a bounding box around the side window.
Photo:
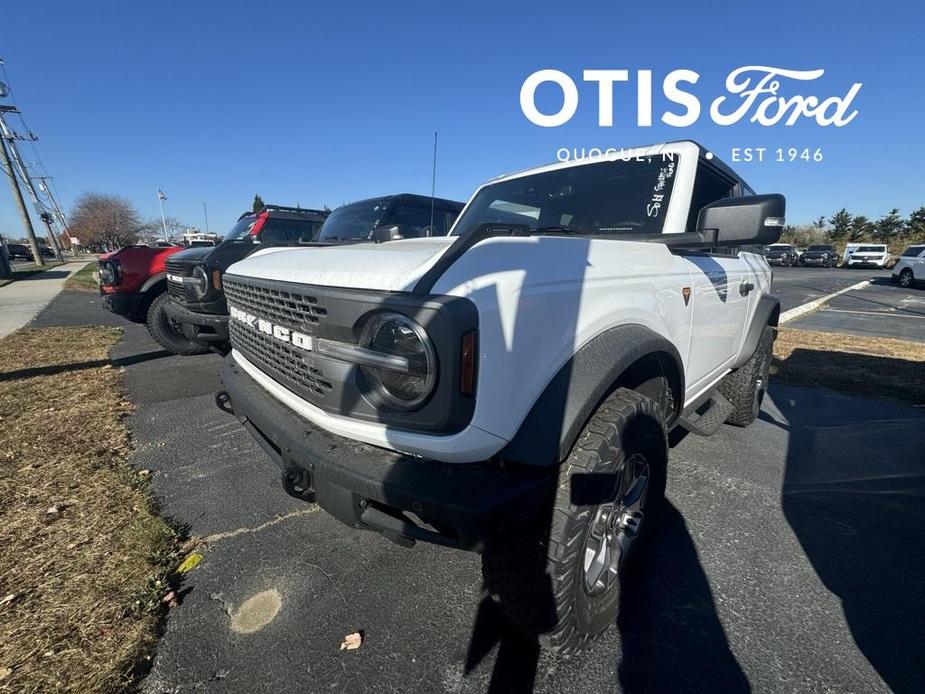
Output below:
[392,204,441,238]
[686,164,737,232]
[259,218,322,244]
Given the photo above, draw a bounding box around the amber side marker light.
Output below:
[212,270,222,290]
[460,330,478,397]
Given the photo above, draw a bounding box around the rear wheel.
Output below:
[481,388,667,653]
[899,268,915,288]
[719,325,774,426]
[145,292,208,356]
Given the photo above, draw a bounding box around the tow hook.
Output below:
[282,467,315,502]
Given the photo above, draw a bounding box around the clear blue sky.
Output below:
[2,0,923,237]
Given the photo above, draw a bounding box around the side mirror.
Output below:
[696,194,786,246]
[372,224,403,243]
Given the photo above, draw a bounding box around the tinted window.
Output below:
[452,156,679,238]
[318,199,391,241]
[390,204,456,237]
[901,246,924,257]
[259,218,323,244]
[857,246,886,253]
[808,245,833,251]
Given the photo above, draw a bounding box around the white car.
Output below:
[216,140,784,652]
[844,243,890,268]
[892,244,925,288]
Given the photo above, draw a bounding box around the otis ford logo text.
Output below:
[229,305,313,352]
[520,66,862,128]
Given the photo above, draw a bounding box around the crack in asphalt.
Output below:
[199,507,319,544]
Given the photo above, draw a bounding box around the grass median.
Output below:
[0,327,180,693]
[63,262,99,292]
[772,327,925,405]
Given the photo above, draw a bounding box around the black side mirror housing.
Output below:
[372,224,403,243]
[696,194,786,247]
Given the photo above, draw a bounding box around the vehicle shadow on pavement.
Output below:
[769,391,925,693]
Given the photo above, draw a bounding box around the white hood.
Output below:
[225,237,456,291]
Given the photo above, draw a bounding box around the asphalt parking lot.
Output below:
[773,266,925,341]
[31,284,925,694]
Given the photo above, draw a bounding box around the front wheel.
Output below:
[899,269,915,288]
[481,388,667,653]
[719,325,774,427]
[145,292,209,356]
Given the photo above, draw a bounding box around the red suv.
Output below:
[98,242,215,354]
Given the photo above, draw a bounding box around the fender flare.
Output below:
[733,294,780,368]
[500,324,685,467]
[139,272,167,294]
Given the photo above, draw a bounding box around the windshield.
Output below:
[856,246,886,253]
[767,245,792,251]
[451,156,679,238]
[224,216,259,240]
[808,246,831,251]
[318,198,392,241]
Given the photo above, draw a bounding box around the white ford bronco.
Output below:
[216,141,784,651]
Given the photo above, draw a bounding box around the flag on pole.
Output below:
[157,189,167,201]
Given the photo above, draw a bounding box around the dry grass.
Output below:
[772,327,925,405]
[0,327,179,693]
[63,263,99,292]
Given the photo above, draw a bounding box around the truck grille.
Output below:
[165,259,189,300]
[223,276,334,402]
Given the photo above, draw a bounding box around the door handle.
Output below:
[739,281,755,296]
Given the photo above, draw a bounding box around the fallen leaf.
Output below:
[161,591,178,608]
[340,632,363,651]
[0,666,12,680]
[45,505,60,515]
[138,469,151,477]
[0,594,15,607]
[177,553,203,573]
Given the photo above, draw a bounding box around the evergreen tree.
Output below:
[849,215,874,242]
[253,194,266,213]
[827,208,852,243]
[906,206,925,241]
[875,208,904,243]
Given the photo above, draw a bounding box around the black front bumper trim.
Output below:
[164,299,229,342]
[219,356,552,552]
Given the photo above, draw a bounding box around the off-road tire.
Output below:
[481,388,668,653]
[899,268,914,288]
[145,292,208,356]
[719,325,774,427]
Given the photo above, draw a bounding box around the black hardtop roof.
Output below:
[339,193,464,212]
[236,205,329,222]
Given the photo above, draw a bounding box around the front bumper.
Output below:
[218,356,552,551]
[163,299,229,344]
[100,290,144,320]
[847,258,885,267]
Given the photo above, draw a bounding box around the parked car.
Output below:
[844,243,890,268]
[5,243,33,261]
[164,196,463,353]
[98,241,216,355]
[891,244,925,288]
[800,244,839,267]
[764,243,799,266]
[216,141,784,652]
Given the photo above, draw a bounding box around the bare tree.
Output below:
[68,193,147,250]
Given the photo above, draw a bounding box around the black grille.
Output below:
[223,276,333,403]
[223,278,328,332]
[165,259,189,300]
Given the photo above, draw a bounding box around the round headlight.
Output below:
[192,265,209,299]
[360,313,436,410]
[99,262,114,286]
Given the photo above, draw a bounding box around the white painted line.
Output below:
[818,307,925,320]
[779,280,871,324]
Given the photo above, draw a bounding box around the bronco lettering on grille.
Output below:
[229,305,313,352]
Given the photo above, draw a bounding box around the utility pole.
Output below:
[203,201,209,234]
[36,176,72,252]
[0,107,63,261]
[0,119,44,265]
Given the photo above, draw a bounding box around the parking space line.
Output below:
[819,308,925,320]
[779,280,872,324]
